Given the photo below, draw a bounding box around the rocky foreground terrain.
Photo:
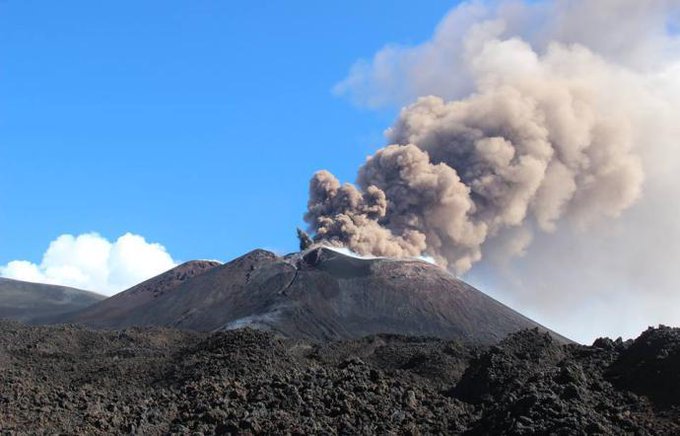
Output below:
[0,321,678,435]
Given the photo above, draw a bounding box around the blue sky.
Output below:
[4,1,680,343]
[0,0,456,264]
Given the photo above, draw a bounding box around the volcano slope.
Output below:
[60,247,567,344]
[0,321,678,434]
[53,260,222,328]
[0,277,104,323]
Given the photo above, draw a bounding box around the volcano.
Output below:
[0,277,105,323]
[58,247,568,344]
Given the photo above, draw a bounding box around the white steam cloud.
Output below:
[307,0,680,342]
[0,233,178,296]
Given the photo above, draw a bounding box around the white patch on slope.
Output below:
[324,245,437,265]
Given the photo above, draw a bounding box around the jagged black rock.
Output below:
[0,321,678,434]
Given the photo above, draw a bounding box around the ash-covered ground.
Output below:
[0,321,678,435]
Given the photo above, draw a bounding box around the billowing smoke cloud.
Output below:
[307,12,652,274]
[305,0,680,341]
[0,233,178,296]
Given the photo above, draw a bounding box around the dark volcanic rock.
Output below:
[0,277,105,323]
[453,329,566,405]
[58,247,568,345]
[607,325,680,408]
[451,329,652,435]
[0,322,678,435]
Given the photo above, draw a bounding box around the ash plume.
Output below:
[304,0,680,281]
[306,40,646,274]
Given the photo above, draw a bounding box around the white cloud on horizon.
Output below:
[0,233,178,296]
